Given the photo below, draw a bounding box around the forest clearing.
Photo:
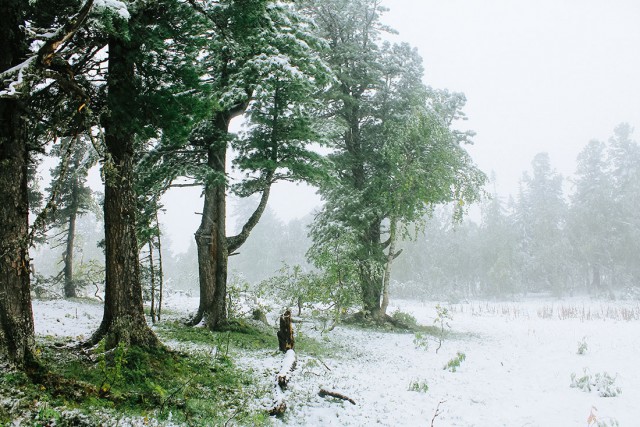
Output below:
[2,294,635,426]
[2,0,639,425]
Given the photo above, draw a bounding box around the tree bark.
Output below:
[148,240,156,323]
[380,218,397,316]
[191,113,228,329]
[0,0,36,368]
[318,388,356,405]
[89,36,159,349]
[360,218,384,316]
[63,148,81,298]
[190,105,271,330]
[277,310,295,352]
[155,209,164,321]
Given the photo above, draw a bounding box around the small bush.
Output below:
[408,379,429,393]
[570,369,621,397]
[413,331,429,351]
[444,352,466,372]
[391,310,418,329]
[577,337,588,355]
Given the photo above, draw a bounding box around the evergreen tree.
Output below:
[140,0,331,329]
[607,124,640,287]
[0,0,94,368]
[514,153,569,294]
[0,0,37,369]
[478,181,519,295]
[568,139,615,292]
[46,135,98,298]
[88,0,206,348]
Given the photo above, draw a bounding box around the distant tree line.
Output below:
[392,124,640,299]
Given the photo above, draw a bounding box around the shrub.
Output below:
[570,369,621,397]
[408,379,429,393]
[577,337,588,355]
[413,331,429,351]
[444,352,466,372]
[391,309,418,329]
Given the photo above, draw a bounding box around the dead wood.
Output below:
[277,309,295,352]
[277,349,296,388]
[318,388,356,405]
[269,311,298,416]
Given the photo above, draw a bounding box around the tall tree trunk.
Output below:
[189,103,271,330]
[380,218,397,316]
[0,0,36,368]
[90,37,158,349]
[155,209,164,321]
[148,240,156,323]
[190,113,229,329]
[63,152,80,298]
[360,218,383,316]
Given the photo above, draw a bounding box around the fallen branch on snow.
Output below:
[318,388,356,405]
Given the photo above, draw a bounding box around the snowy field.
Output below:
[33,296,640,426]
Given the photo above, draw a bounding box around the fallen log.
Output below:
[277,349,296,388]
[318,388,356,405]
[269,311,297,416]
[269,386,287,417]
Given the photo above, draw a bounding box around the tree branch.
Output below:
[227,172,273,253]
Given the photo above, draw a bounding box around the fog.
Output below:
[153,0,640,255]
[33,0,640,297]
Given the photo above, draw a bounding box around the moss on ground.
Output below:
[0,333,271,426]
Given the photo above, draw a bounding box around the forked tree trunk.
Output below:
[90,36,159,349]
[191,119,228,329]
[189,110,270,330]
[0,0,37,369]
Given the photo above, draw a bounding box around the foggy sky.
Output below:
[160,0,640,253]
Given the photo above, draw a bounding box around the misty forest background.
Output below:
[2,0,640,424]
[2,0,640,374]
[34,121,640,302]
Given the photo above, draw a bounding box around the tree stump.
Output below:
[277,309,295,352]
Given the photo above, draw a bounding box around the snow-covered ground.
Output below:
[32,296,640,426]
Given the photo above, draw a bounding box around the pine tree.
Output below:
[0,0,94,368]
[47,135,98,298]
[85,0,212,348]
[138,0,331,329]
[514,153,569,294]
[568,139,615,292]
[607,124,640,287]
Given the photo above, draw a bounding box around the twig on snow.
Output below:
[431,399,447,426]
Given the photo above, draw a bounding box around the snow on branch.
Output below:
[1,0,96,99]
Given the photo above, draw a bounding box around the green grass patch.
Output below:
[0,339,271,426]
[155,319,277,352]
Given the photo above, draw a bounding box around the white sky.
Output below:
[158,0,640,252]
[383,0,640,193]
